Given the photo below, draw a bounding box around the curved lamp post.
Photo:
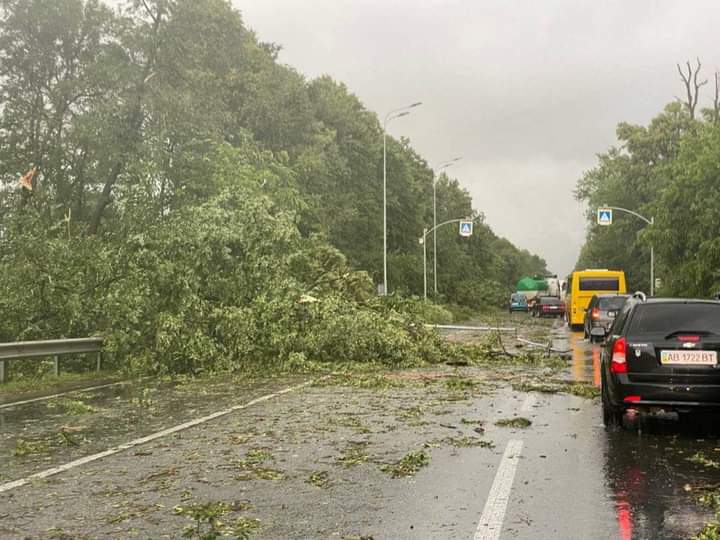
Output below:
[599,205,655,296]
[432,157,462,295]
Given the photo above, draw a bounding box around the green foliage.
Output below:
[0,0,545,378]
[495,417,532,428]
[173,501,260,540]
[380,450,429,478]
[574,93,720,297]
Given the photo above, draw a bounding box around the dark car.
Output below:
[532,296,565,318]
[601,295,720,427]
[509,293,529,313]
[583,294,630,342]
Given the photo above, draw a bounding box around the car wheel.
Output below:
[602,379,622,428]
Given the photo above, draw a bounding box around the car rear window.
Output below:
[539,297,561,304]
[579,277,619,291]
[627,303,720,334]
[598,297,628,311]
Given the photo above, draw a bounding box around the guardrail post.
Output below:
[96,351,102,372]
[0,360,4,383]
[53,355,59,377]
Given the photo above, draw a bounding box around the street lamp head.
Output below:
[452,156,462,162]
[410,102,422,108]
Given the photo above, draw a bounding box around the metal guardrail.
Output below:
[0,338,104,383]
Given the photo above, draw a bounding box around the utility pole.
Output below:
[432,157,462,295]
[382,102,422,295]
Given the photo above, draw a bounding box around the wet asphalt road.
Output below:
[1,323,720,539]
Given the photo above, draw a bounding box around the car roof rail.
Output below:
[631,291,647,302]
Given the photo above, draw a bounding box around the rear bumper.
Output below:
[590,321,611,331]
[609,374,720,408]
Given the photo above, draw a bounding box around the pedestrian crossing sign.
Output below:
[597,208,613,226]
[459,221,473,237]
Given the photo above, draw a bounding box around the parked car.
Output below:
[532,296,565,318]
[509,292,529,313]
[601,295,720,428]
[583,294,630,342]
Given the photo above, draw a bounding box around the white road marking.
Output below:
[0,379,142,410]
[473,439,524,540]
[520,393,536,412]
[0,379,315,494]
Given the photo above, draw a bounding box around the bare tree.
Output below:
[676,58,708,119]
[712,71,720,124]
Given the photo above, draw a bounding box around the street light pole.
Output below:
[600,205,655,296]
[422,228,428,300]
[421,215,479,301]
[432,157,462,296]
[382,102,422,296]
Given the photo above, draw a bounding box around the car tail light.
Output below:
[611,337,627,374]
[591,307,600,320]
[677,335,700,342]
[623,395,641,403]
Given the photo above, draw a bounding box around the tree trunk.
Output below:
[87,5,164,235]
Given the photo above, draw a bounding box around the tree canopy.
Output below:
[0,0,546,373]
[575,60,720,297]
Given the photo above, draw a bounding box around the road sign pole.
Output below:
[422,228,428,301]
[598,205,655,296]
[650,216,655,296]
[650,244,654,297]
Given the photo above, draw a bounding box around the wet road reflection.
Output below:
[604,418,720,539]
[564,326,720,539]
[568,330,602,386]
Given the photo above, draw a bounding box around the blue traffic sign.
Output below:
[459,221,473,237]
[597,208,613,226]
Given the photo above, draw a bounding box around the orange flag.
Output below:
[19,167,36,191]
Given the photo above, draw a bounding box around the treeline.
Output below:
[576,59,720,297]
[0,0,545,373]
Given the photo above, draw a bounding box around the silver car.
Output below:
[583,294,630,342]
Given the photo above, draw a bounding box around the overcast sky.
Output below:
[236,0,720,276]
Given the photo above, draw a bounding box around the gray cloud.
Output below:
[238,0,720,275]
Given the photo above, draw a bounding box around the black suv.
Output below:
[601,295,720,427]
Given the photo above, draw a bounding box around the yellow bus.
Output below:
[567,269,627,329]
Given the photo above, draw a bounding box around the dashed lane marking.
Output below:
[473,439,524,540]
[520,393,536,412]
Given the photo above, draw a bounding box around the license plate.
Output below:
[660,350,717,366]
[548,306,558,309]
[608,311,616,318]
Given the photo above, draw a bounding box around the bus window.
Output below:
[579,277,619,291]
